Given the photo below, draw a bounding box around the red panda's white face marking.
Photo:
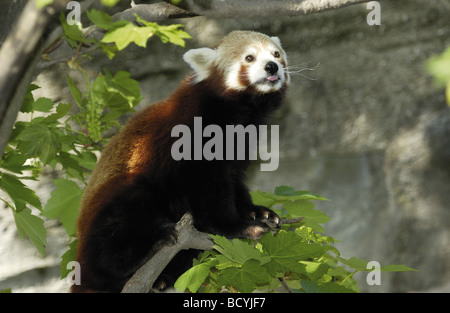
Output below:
[183,31,289,94]
[235,40,288,93]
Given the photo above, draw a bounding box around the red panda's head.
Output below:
[183,31,289,95]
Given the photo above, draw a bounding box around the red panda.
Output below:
[72,31,289,292]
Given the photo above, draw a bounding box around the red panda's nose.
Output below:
[265,61,279,75]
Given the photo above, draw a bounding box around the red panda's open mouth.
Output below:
[266,75,279,82]
[256,75,280,85]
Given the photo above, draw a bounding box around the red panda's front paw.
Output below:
[243,224,266,240]
[249,206,282,231]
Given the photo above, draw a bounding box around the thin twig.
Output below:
[281,217,304,224]
[278,277,292,293]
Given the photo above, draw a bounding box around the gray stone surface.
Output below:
[1,0,450,292]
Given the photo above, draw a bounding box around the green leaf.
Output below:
[100,0,120,7]
[336,256,369,271]
[99,43,119,59]
[251,189,327,206]
[102,23,154,50]
[0,173,42,210]
[8,122,28,143]
[67,75,83,107]
[379,264,418,272]
[446,81,450,106]
[427,47,450,86]
[337,257,417,272]
[71,151,97,171]
[135,16,191,47]
[155,24,191,47]
[36,0,53,9]
[61,240,78,279]
[16,123,61,164]
[250,190,276,208]
[20,84,40,113]
[57,152,85,181]
[299,261,330,280]
[43,103,71,123]
[42,178,83,236]
[86,9,128,31]
[283,199,315,214]
[260,231,325,260]
[259,231,326,272]
[175,259,217,293]
[218,259,271,293]
[100,14,191,51]
[59,13,85,48]
[86,9,113,29]
[274,185,297,196]
[335,256,417,273]
[300,280,356,293]
[0,152,29,174]
[102,70,142,108]
[33,97,54,112]
[91,71,136,117]
[211,235,270,265]
[12,207,47,256]
[283,200,330,232]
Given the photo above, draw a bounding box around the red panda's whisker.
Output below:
[284,63,320,80]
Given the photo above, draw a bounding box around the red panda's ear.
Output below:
[183,48,216,82]
[270,36,282,49]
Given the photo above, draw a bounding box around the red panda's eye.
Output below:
[274,51,280,58]
[245,55,255,62]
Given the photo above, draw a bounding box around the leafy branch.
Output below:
[122,212,305,293]
[120,186,416,293]
[0,7,189,257]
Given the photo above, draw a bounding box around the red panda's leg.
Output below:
[77,186,180,292]
[189,178,281,240]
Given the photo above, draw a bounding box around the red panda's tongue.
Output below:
[267,75,279,82]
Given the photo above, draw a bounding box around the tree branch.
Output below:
[112,2,198,22]
[0,0,71,158]
[121,213,304,293]
[130,0,370,20]
[121,213,213,293]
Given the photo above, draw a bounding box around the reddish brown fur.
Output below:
[239,64,251,87]
[73,77,199,292]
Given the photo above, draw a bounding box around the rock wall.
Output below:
[245,0,450,292]
[1,0,450,292]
